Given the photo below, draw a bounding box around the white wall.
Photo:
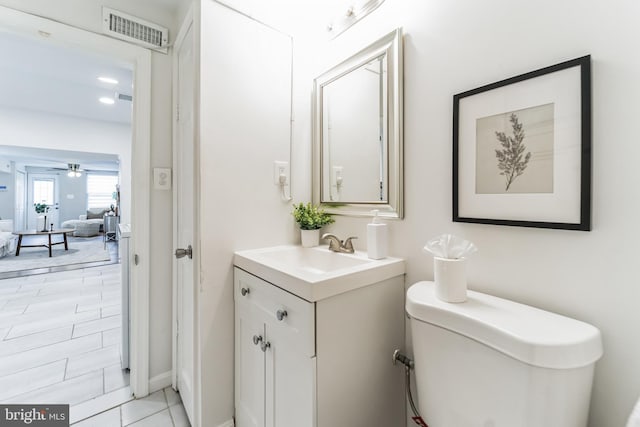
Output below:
[291,1,640,426]
[0,0,177,382]
[197,1,294,424]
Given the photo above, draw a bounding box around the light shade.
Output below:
[67,164,82,178]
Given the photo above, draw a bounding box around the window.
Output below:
[87,174,119,209]
[33,178,54,205]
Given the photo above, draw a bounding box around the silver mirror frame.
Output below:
[313,28,403,219]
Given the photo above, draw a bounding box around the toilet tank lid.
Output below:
[406,281,603,369]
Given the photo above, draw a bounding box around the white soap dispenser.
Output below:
[367,210,387,260]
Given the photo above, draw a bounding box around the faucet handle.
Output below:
[322,233,342,251]
[343,236,358,251]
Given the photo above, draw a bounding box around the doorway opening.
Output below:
[0,7,150,421]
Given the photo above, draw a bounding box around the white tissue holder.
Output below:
[434,257,467,303]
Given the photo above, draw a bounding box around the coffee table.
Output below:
[13,228,75,257]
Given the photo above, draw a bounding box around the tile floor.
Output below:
[72,387,190,427]
[0,255,191,426]
[0,264,128,406]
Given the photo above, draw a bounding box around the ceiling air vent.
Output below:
[102,7,169,53]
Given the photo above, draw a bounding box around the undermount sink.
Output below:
[233,245,405,302]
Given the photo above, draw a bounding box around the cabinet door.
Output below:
[265,326,315,427]
[235,268,316,427]
[235,297,266,427]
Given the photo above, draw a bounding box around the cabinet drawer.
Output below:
[235,268,315,357]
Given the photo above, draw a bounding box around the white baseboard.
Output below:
[217,420,234,427]
[148,371,172,393]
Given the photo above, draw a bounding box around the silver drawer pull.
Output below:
[276,309,288,321]
[252,335,262,345]
[241,287,250,296]
[260,341,271,352]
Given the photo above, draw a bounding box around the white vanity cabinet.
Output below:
[235,268,315,427]
[234,264,405,427]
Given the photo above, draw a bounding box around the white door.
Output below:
[175,20,196,425]
[28,174,59,229]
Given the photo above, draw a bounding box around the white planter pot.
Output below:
[300,229,320,248]
[434,257,467,303]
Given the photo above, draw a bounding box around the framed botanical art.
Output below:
[453,55,591,231]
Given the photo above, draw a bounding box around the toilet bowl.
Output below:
[406,281,602,427]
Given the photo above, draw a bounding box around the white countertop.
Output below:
[234,245,405,302]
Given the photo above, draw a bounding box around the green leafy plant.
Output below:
[34,203,50,214]
[495,112,532,191]
[292,202,334,230]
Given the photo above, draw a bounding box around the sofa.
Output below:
[61,208,110,237]
[0,219,16,258]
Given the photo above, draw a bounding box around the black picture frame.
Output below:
[453,55,591,231]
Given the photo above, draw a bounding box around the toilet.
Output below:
[406,281,603,427]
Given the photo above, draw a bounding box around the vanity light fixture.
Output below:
[99,96,115,105]
[326,0,386,38]
[98,76,119,85]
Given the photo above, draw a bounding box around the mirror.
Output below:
[313,28,403,218]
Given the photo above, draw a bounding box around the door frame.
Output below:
[14,169,26,231]
[0,6,152,397]
[172,4,201,426]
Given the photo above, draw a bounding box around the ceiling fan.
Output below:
[45,163,86,177]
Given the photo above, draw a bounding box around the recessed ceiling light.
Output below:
[99,97,115,105]
[98,76,119,85]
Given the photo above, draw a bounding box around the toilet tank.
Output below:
[406,281,602,427]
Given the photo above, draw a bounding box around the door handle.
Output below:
[175,245,192,259]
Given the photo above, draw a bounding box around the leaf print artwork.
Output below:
[494,113,531,191]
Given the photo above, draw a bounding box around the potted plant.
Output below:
[34,203,50,232]
[292,202,334,247]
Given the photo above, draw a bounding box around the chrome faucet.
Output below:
[322,233,357,254]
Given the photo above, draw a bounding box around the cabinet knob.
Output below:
[174,245,193,259]
[260,341,271,352]
[276,309,288,321]
[241,287,250,296]
[252,335,262,345]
